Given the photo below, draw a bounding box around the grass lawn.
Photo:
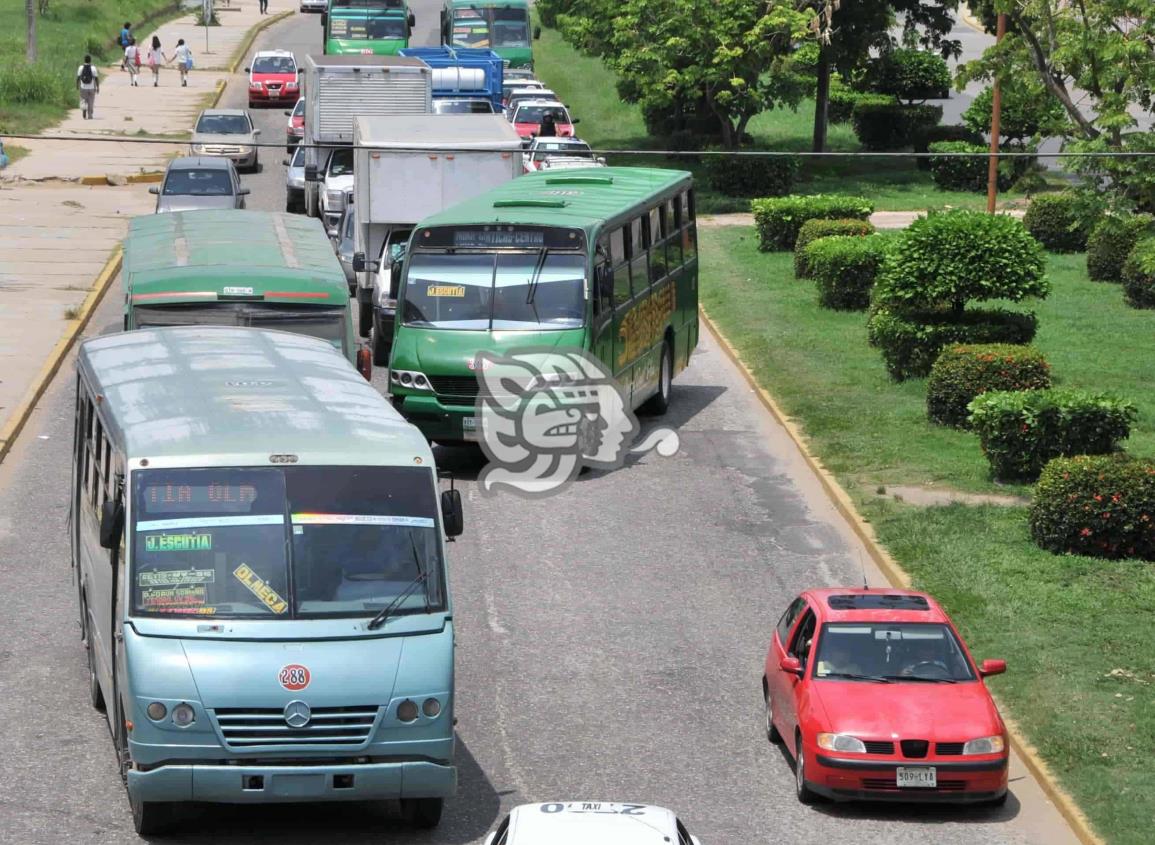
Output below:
[700,224,1155,844]
[532,22,1051,214]
[0,0,181,135]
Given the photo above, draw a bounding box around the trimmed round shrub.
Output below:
[968,389,1137,482]
[1086,214,1155,282]
[926,344,1052,428]
[1022,192,1095,253]
[703,151,798,198]
[1030,454,1155,561]
[869,49,952,101]
[793,218,875,278]
[874,210,1049,313]
[912,124,983,170]
[866,307,1038,381]
[927,141,1018,193]
[808,236,890,310]
[962,83,1066,145]
[751,194,875,252]
[1122,237,1155,309]
[852,102,943,151]
[828,82,889,124]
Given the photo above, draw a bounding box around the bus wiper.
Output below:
[366,570,429,630]
[408,531,430,615]
[525,247,547,324]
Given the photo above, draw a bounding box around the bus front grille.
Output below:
[428,375,481,402]
[212,705,379,748]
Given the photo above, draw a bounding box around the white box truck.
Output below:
[302,55,432,228]
[351,114,523,363]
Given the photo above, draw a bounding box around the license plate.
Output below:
[462,416,478,441]
[896,767,937,788]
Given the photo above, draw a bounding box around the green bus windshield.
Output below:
[134,303,347,350]
[329,13,407,41]
[402,250,585,331]
[450,7,529,49]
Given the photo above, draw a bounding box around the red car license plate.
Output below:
[896,767,937,788]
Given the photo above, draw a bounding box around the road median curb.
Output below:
[698,306,1104,845]
[0,248,122,467]
[229,10,295,75]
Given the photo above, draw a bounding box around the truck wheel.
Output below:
[372,319,391,366]
[359,299,373,338]
[402,797,443,829]
[639,339,672,415]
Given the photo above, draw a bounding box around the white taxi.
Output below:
[484,802,702,845]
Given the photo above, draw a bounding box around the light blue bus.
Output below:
[71,326,462,834]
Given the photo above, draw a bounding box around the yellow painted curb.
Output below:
[209,78,228,109]
[228,10,294,75]
[78,173,164,186]
[0,248,122,467]
[698,305,1104,845]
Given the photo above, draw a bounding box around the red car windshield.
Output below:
[252,56,296,75]
[515,106,569,125]
[813,622,976,682]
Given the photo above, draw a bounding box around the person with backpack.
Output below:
[76,55,100,119]
[118,22,132,69]
[171,39,193,87]
[147,36,169,87]
[124,37,141,87]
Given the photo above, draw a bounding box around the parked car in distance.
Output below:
[150,156,249,213]
[501,78,542,108]
[247,50,300,107]
[432,97,496,114]
[764,588,1010,806]
[190,109,261,172]
[522,136,603,173]
[285,97,305,151]
[505,86,556,118]
[284,144,306,213]
[484,803,703,845]
[510,101,576,141]
[333,199,357,291]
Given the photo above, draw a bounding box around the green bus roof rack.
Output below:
[492,198,569,208]
[543,175,615,185]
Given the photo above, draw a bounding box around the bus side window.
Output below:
[628,216,648,292]
[681,190,698,265]
[594,235,614,316]
[101,437,112,510]
[611,227,631,309]
[648,206,667,280]
[82,397,94,498]
[663,199,681,267]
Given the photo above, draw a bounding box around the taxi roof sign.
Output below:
[504,802,683,845]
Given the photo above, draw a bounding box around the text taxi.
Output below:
[484,802,703,845]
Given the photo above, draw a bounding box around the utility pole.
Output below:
[25,0,37,63]
[986,13,1007,214]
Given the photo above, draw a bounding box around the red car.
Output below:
[246,50,300,108]
[285,97,304,152]
[763,588,1009,805]
[510,101,577,141]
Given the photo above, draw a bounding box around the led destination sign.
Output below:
[420,226,585,250]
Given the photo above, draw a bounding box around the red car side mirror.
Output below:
[780,656,802,676]
[979,659,1006,677]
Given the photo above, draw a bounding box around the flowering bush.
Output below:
[1030,455,1155,561]
[926,344,1052,428]
[967,389,1137,482]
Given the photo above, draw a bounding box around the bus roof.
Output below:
[77,327,429,464]
[446,0,528,8]
[413,166,691,233]
[124,211,347,303]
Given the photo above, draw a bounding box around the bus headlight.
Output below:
[171,703,196,727]
[396,699,419,722]
[390,369,432,391]
[146,702,167,721]
[422,697,441,718]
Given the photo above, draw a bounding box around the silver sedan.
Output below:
[189,109,261,172]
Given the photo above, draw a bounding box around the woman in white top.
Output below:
[147,35,168,87]
[123,38,140,87]
[171,39,193,88]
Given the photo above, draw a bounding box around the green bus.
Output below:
[324,0,416,56]
[440,0,536,70]
[123,210,369,377]
[386,167,699,443]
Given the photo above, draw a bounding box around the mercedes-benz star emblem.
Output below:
[283,700,311,729]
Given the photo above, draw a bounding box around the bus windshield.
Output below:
[131,466,445,620]
[133,304,347,349]
[329,13,406,40]
[450,7,528,48]
[402,251,585,330]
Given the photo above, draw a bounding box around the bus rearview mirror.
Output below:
[441,489,463,538]
[99,499,124,550]
[390,259,404,297]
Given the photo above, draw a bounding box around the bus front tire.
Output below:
[131,793,175,836]
[640,339,672,416]
[402,797,443,829]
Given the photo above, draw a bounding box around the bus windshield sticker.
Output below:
[140,584,209,612]
[233,563,289,614]
[144,533,213,553]
[138,568,216,587]
[136,514,284,532]
[291,513,436,528]
[427,285,465,298]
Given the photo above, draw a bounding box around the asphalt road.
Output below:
[0,9,1081,845]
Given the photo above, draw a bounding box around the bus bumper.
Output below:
[127,760,456,804]
[391,394,476,444]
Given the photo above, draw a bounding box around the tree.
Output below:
[26,0,36,62]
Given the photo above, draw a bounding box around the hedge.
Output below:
[1121,237,1155,309]
[1030,454,1155,561]
[968,389,1138,482]
[926,344,1052,428]
[807,235,891,311]
[793,218,875,278]
[1022,192,1095,253]
[927,141,1017,193]
[866,307,1039,381]
[750,194,875,252]
[703,151,799,198]
[912,124,983,171]
[829,85,892,125]
[851,102,943,151]
[1087,214,1155,282]
[869,49,952,101]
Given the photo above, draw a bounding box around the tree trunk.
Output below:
[812,46,831,153]
[26,0,37,63]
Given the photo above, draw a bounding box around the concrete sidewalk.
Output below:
[2,1,290,181]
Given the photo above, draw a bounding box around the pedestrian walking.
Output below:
[172,39,193,87]
[147,36,168,87]
[259,0,269,13]
[118,22,132,69]
[124,38,141,87]
[76,55,100,119]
